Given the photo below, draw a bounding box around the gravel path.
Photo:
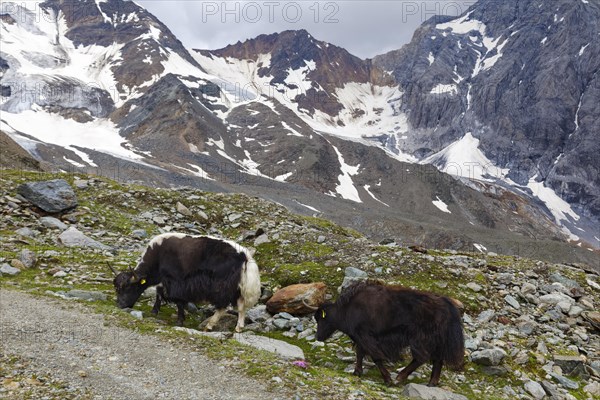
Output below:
[0,290,288,400]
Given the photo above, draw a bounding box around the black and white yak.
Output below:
[111,233,261,332]
[312,280,464,386]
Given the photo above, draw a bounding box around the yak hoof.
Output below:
[234,327,242,333]
[151,309,159,316]
[427,382,439,388]
[353,369,363,377]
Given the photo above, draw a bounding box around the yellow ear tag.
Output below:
[140,279,146,285]
[321,310,326,318]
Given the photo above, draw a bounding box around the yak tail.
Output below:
[442,298,465,371]
[239,253,261,310]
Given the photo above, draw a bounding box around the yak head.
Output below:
[314,303,337,341]
[112,269,148,309]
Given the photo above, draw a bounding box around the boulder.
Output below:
[18,249,37,268]
[402,383,467,400]
[17,179,77,213]
[266,282,327,315]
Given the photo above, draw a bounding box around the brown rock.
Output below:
[10,259,26,270]
[266,282,327,315]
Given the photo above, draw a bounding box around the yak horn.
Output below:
[106,262,118,276]
[302,298,319,311]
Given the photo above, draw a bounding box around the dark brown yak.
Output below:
[313,280,464,386]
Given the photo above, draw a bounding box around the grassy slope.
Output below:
[0,169,596,399]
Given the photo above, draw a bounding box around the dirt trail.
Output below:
[0,290,288,399]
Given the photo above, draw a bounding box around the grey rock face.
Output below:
[17,180,77,213]
[373,0,600,235]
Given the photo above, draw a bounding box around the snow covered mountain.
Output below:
[1,0,598,265]
[373,0,600,245]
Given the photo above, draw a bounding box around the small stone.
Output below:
[345,267,368,278]
[131,229,147,239]
[521,282,537,295]
[317,235,326,243]
[470,348,506,366]
[524,381,546,400]
[53,270,68,278]
[130,310,143,319]
[176,202,192,216]
[18,249,37,268]
[271,377,283,384]
[58,227,111,250]
[584,381,600,396]
[152,216,166,225]
[78,370,88,377]
[16,227,37,238]
[227,213,242,222]
[197,211,209,220]
[39,216,68,230]
[504,295,520,309]
[402,383,468,400]
[254,234,270,246]
[0,263,20,275]
[553,355,586,377]
[539,293,575,306]
[467,282,482,292]
[10,259,26,270]
[549,373,579,389]
[476,310,495,324]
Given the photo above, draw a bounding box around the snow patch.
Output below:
[1,109,145,166]
[363,185,389,207]
[431,84,458,95]
[432,196,451,214]
[331,145,361,203]
[421,132,509,182]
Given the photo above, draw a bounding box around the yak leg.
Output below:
[151,286,164,315]
[396,358,423,384]
[175,302,186,326]
[205,308,227,331]
[235,298,246,333]
[373,359,393,386]
[427,359,443,387]
[353,346,365,376]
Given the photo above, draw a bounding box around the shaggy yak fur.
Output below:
[112,233,261,332]
[314,280,464,386]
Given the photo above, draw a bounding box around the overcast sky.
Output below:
[136,1,472,59]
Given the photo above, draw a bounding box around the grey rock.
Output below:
[540,381,560,398]
[523,381,546,400]
[254,234,270,246]
[64,290,107,301]
[584,381,600,397]
[58,227,111,250]
[521,282,537,295]
[0,263,20,275]
[17,179,77,213]
[197,210,209,220]
[470,348,506,366]
[228,213,242,222]
[277,312,294,320]
[539,293,575,306]
[246,305,270,323]
[467,282,483,292]
[504,294,520,309]
[476,310,496,324]
[401,383,467,400]
[273,318,289,329]
[553,355,586,378]
[131,229,148,239]
[16,227,37,238]
[549,373,579,390]
[39,216,68,230]
[345,267,368,278]
[18,249,36,268]
[233,332,305,359]
[317,235,326,243]
[549,273,584,298]
[130,310,143,319]
[176,202,192,216]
